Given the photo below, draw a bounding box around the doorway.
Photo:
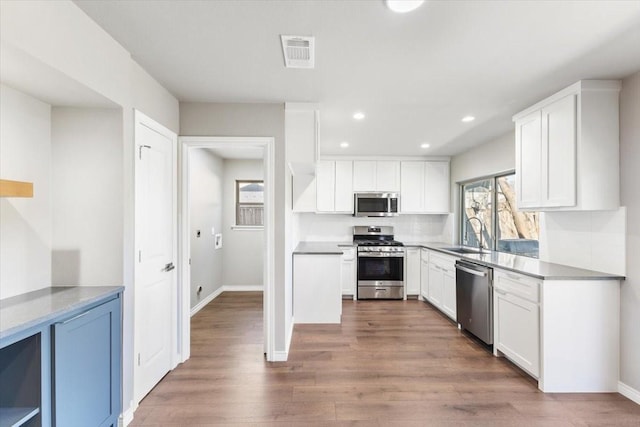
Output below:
[179,137,275,362]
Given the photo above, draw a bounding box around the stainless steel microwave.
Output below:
[353,192,399,217]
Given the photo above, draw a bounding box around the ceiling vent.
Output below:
[281,35,315,69]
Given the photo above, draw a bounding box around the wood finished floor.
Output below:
[131,292,640,426]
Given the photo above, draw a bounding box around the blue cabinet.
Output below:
[0,287,122,427]
[53,298,121,427]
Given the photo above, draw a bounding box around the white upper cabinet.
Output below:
[353,160,400,192]
[315,160,336,212]
[513,80,621,211]
[334,160,354,213]
[400,161,450,214]
[316,160,353,213]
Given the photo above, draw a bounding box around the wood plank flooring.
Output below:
[130,292,640,426]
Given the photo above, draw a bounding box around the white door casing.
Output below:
[178,136,276,362]
[134,110,177,404]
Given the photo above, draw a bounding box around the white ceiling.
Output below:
[74,0,640,157]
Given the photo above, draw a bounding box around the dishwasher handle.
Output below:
[455,262,488,278]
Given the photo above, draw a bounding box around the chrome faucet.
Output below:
[465,217,484,252]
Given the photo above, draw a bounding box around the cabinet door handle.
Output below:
[59,309,91,325]
[495,289,507,295]
[506,272,522,281]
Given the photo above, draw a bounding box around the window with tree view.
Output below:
[236,180,264,227]
[461,173,539,258]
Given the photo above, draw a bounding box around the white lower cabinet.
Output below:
[405,247,420,296]
[493,270,540,377]
[293,254,341,324]
[340,247,356,299]
[420,249,429,300]
[426,251,458,321]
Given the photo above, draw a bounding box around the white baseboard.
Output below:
[190,285,264,316]
[190,286,224,316]
[619,381,640,405]
[223,284,263,292]
[119,402,136,427]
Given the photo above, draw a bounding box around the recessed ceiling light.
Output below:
[385,0,425,13]
[462,116,475,122]
[420,143,430,149]
[340,142,349,148]
[353,112,365,120]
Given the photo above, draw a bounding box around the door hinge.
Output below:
[189,258,191,265]
[138,250,142,262]
[138,353,141,366]
[138,144,151,159]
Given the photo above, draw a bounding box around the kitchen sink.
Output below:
[440,247,485,255]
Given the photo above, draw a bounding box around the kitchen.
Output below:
[1,1,640,425]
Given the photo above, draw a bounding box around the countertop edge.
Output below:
[0,286,124,342]
[407,244,624,281]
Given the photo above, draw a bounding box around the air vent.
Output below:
[281,35,315,69]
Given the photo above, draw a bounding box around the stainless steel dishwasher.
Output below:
[455,260,493,345]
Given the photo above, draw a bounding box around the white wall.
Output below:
[619,70,640,393]
[51,107,123,286]
[180,102,288,352]
[189,149,224,308]
[295,213,449,244]
[222,159,264,288]
[0,84,52,299]
[1,2,180,421]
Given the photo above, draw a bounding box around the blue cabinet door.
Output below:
[52,297,121,427]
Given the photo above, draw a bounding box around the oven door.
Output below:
[357,252,404,284]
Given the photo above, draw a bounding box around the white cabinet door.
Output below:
[428,264,443,307]
[516,110,542,210]
[542,94,576,208]
[353,161,400,192]
[340,248,356,298]
[400,162,424,213]
[352,161,376,192]
[315,160,335,212]
[420,249,429,300]
[334,160,354,213]
[494,289,540,377]
[405,248,420,296]
[376,161,400,192]
[441,268,456,321]
[424,161,450,213]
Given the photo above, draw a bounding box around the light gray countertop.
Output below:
[0,286,124,342]
[293,241,353,255]
[407,242,624,281]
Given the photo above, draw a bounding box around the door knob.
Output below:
[163,262,175,272]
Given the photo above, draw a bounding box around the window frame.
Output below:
[235,179,264,229]
[459,170,539,258]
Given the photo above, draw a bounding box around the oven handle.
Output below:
[358,252,405,258]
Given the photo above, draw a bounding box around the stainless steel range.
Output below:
[353,226,405,300]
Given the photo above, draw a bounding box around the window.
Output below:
[461,172,539,258]
[236,180,264,227]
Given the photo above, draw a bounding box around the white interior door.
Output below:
[134,111,177,403]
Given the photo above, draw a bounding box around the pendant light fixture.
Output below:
[385,0,425,14]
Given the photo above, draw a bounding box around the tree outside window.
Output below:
[461,173,539,258]
[236,180,264,227]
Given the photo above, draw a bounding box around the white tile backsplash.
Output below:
[539,207,626,275]
[294,213,453,244]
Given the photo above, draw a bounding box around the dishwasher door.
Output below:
[455,260,493,345]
